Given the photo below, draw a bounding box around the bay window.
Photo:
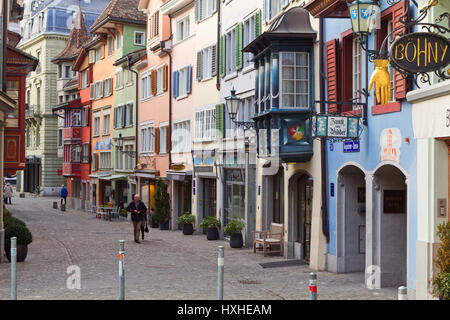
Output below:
[280,52,309,108]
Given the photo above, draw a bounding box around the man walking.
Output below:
[126,194,147,243]
[60,185,68,205]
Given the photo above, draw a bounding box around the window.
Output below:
[115,70,124,89]
[81,70,88,89]
[107,36,114,55]
[195,0,216,22]
[82,107,88,127]
[280,52,309,108]
[159,126,168,154]
[115,146,123,170]
[243,16,255,68]
[89,50,96,63]
[93,153,99,171]
[116,30,122,49]
[103,78,112,97]
[195,108,216,141]
[103,110,110,135]
[264,0,290,21]
[114,103,133,128]
[124,145,134,170]
[173,65,192,98]
[124,69,133,86]
[140,125,154,153]
[65,66,71,78]
[126,103,133,126]
[352,37,362,106]
[176,16,190,42]
[95,81,103,100]
[226,97,253,138]
[96,45,104,62]
[82,143,90,163]
[58,65,62,79]
[72,145,81,163]
[148,11,159,39]
[173,121,191,153]
[93,112,100,136]
[141,70,153,100]
[58,129,63,147]
[100,152,111,170]
[197,44,217,80]
[72,110,82,126]
[225,29,236,75]
[134,31,145,46]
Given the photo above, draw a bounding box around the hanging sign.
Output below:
[313,115,360,139]
[390,32,450,74]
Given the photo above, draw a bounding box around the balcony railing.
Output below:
[63,127,82,140]
[62,163,81,177]
[25,105,42,118]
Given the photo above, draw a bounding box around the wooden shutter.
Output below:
[235,23,243,70]
[166,127,171,154]
[154,127,160,154]
[211,45,217,76]
[186,65,192,94]
[392,0,408,100]
[326,39,339,114]
[220,35,226,77]
[173,71,179,98]
[163,65,168,92]
[255,10,262,37]
[196,51,203,80]
[151,70,157,96]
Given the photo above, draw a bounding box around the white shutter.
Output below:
[90,84,95,100]
[89,50,96,63]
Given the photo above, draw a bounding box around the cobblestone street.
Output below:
[0,195,399,300]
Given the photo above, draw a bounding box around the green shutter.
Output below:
[254,10,261,38]
[215,104,225,139]
[219,35,226,78]
[235,23,243,70]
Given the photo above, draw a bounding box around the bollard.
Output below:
[309,272,317,300]
[61,204,66,212]
[217,246,224,300]
[11,237,17,300]
[398,286,407,300]
[19,193,25,198]
[53,202,58,209]
[119,240,125,300]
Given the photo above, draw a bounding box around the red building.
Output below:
[52,7,91,210]
[4,32,38,179]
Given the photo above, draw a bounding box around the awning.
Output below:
[135,172,157,179]
[99,175,127,181]
[166,170,192,181]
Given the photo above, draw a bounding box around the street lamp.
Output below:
[117,133,124,148]
[117,133,137,158]
[225,88,255,131]
[347,0,380,36]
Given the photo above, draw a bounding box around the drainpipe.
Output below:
[2,0,8,92]
[216,0,221,91]
[127,55,139,168]
[162,17,173,168]
[319,17,329,243]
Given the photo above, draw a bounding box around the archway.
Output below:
[373,164,407,287]
[336,165,366,273]
[288,171,313,261]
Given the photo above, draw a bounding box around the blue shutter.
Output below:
[186,66,192,94]
[173,71,179,98]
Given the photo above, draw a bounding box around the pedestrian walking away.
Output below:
[60,185,68,205]
[4,183,14,204]
[126,194,147,243]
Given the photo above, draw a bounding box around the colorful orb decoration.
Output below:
[288,124,305,141]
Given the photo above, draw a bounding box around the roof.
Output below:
[90,0,147,33]
[72,35,101,71]
[52,6,88,63]
[63,78,79,91]
[114,48,147,67]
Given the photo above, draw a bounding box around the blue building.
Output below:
[305,0,418,293]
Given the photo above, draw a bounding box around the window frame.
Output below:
[279,51,310,109]
[134,31,146,46]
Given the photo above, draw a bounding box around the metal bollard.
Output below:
[119,240,125,300]
[11,237,17,300]
[61,204,66,212]
[398,286,407,300]
[217,246,224,300]
[309,272,317,300]
[53,202,58,209]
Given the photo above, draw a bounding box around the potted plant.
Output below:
[199,216,221,240]
[177,213,195,235]
[4,221,33,262]
[154,178,171,230]
[430,221,450,300]
[224,217,245,248]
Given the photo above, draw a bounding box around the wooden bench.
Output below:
[252,223,284,257]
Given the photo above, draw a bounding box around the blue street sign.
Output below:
[330,183,335,197]
[343,140,360,153]
[330,143,334,151]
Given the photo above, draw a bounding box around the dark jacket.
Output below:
[126,201,147,222]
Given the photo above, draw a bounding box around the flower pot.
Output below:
[5,244,28,262]
[159,220,170,230]
[182,223,194,235]
[229,233,243,248]
[206,227,219,240]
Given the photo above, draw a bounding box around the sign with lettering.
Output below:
[313,115,360,139]
[343,140,360,153]
[390,32,450,73]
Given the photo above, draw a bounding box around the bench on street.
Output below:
[252,223,284,257]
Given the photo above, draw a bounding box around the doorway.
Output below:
[289,172,313,261]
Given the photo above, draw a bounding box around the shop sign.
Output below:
[170,164,186,171]
[313,115,359,139]
[380,128,401,163]
[390,32,450,74]
[343,140,360,153]
[330,183,335,197]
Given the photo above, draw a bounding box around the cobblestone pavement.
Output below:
[0,195,399,300]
